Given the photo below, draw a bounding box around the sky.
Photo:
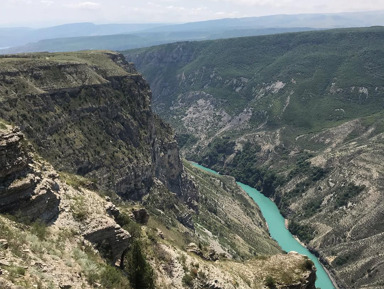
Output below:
[1,0,384,27]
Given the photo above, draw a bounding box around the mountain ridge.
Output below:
[2,10,384,54]
[124,26,384,289]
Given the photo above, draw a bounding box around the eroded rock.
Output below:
[0,126,60,222]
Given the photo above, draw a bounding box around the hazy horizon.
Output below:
[1,0,384,28]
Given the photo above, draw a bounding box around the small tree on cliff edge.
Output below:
[126,240,155,289]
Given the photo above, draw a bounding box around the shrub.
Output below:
[182,273,194,287]
[334,183,365,208]
[288,220,314,243]
[100,265,130,289]
[333,254,350,267]
[31,220,48,241]
[301,258,314,270]
[265,275,276,288]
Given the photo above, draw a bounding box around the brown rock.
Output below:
[157,229,165,239]
[0,239,8,250]
[132,208,149,224]
[186,243,203,258]
[0,127,60,222]
[83,218,131,263]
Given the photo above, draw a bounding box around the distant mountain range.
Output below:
[1,10,384,54]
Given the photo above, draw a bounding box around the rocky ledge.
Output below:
[0,125,130,263]
[0,125,60,222]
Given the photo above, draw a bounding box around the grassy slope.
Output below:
[124,27,384,289]
[125,26,384,135]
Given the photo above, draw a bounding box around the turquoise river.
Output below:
[192,162,336,289]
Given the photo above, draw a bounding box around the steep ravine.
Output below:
[124,28,384,289]
[0,51,317,289]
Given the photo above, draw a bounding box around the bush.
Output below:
[265,275,276,288]
[333,254,350,267]
[100,265,130,289]
[182,273,194,287]
[334,183,365,208]
[115,212,132,228]
[31,220,47,241]
[301,258,314,270]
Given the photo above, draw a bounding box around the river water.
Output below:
[191,162,335,289]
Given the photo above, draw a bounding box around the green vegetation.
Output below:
[302,199,323,217]
[197,140,283,196]
[176,133,199,148]
[124,240,155,289]
[265,275,276,288]
[333,254,351,267]
[199,137,235,167]
[334,183,366,208]
[301,258,315,271]
[126,27,384,136]
[60,172,96,190]
[70,195,89,221]
[182,273,194,287]
[288,220,314,243]
[184,161,281,258]
[0,122,7,130]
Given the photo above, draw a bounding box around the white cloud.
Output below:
[40,0,54,6]
[8,0,32,4]
[2,0,384,27]
[66,1,101,10]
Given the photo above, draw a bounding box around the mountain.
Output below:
[147,10,384,31]
[0,51,315,288]
[124,26,384,289]
[0,27,314,54]
[2,10,384,54]
[0,22,166,48]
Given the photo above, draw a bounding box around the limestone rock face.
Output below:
[0,125,131,264]
[0,126,60,222]
[83,218,131,263]
[0,51,197,205]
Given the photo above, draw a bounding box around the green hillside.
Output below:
[125,27,384,289]
[125,26,384,135]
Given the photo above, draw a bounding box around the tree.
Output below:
[125,240,155,289]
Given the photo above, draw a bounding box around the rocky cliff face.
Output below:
[0,125,60,222]
[0,124,131,262]
[277,120,384,289]
[0,51,194,203]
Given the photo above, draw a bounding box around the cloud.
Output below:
[8,0,32,4]
[209,0,294,7]
[66,1,101,10]
[40,0,54,6]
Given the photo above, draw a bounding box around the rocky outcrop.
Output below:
[83,219,130,263]
[0,126,60,222]
[0,124,131,265]
[0,51,197,206]
[131,208,149,224]
[155,244,316,289]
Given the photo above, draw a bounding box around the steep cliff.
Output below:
[0,124,132,288]
[0,51,192,202]
[0,125,60,222]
